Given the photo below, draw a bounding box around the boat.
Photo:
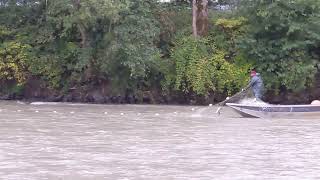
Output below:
[226,102,320,119]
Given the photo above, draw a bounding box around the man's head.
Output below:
[250,70,257,77]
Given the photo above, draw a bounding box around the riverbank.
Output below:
[1,87,320,105]
[1,77,320,105]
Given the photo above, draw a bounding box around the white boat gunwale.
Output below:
[226,102,320,118]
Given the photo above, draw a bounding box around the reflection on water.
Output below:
[0,101,320,179]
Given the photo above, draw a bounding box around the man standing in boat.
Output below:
[215,69,264,114]
[245,69,264,101]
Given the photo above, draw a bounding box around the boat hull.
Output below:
[226,103,320,119]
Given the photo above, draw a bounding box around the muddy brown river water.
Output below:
[1,101,320,179]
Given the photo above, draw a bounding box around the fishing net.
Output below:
[216,89,253,106]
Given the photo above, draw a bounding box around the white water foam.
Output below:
[238,98,269,106]
[30,102,60,105]
[30,102,89,106]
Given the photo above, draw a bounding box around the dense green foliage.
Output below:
[169,34,249,96]
[238,0,320,91]
[0,0,319,103]
[1,0,162,94]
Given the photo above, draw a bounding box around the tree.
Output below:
[0,0,163,91]
[238,0,320,91]
[192,0,209,37]
[170,35,248,95]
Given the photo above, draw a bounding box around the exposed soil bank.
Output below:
[1,78,319,105]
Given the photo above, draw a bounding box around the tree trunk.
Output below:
[72,0,81,9]
[192,0,198,37]
[71,0,95,81]
[192,0,208,38]
[71,0,86,47]
[77,24,87,48]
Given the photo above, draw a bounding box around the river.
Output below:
[0,101,320,179]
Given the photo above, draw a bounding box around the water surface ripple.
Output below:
[0,101,320,179]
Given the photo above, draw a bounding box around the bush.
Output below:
[169,35,249,96]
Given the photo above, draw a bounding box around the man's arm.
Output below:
[242,76,257,91]
[248,76,257,87]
